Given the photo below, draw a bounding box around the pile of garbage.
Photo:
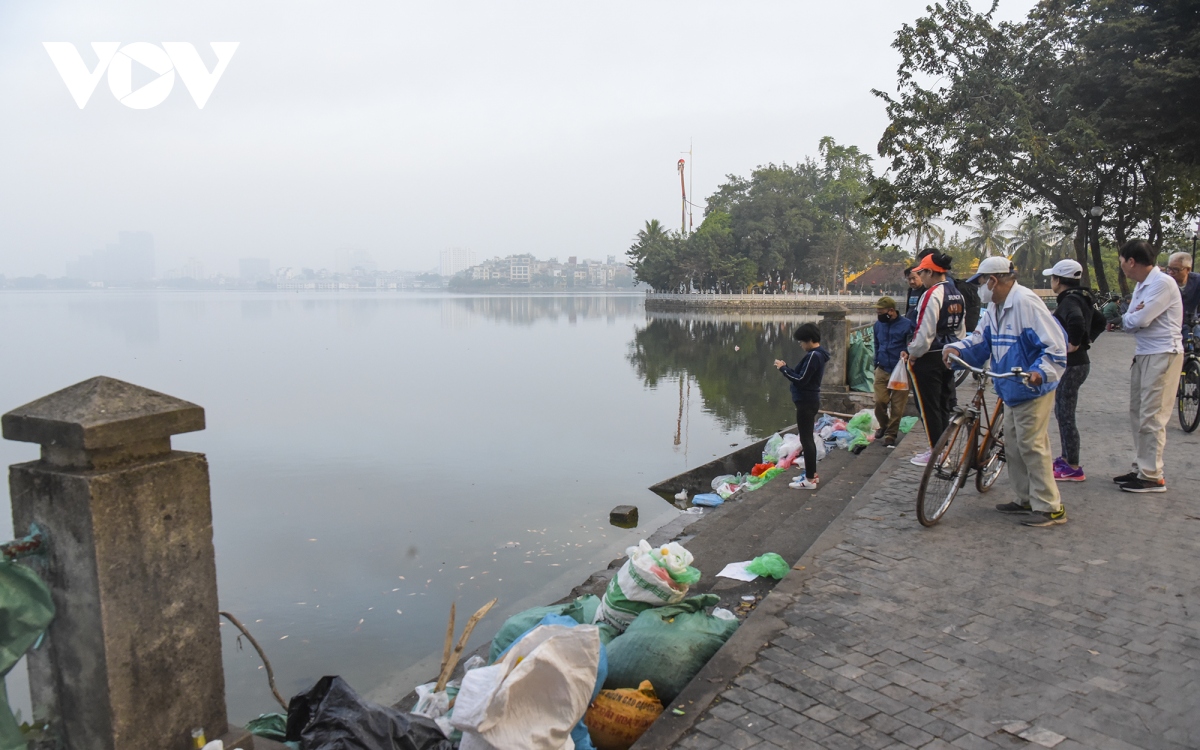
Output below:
[244,539,737,750]
[419,539,734,750]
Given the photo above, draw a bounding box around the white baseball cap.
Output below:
[966,255,1014,283]
[1042,259,1083,279]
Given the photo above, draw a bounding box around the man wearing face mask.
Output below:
[872,296,915,447]
[904,251,966,466]
[943,256,1069,527]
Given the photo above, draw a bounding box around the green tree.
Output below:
[627,219,682,291]
[965,208,1011,260]
[1006,214,1056,285]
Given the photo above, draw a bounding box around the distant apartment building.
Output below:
[239,258,271,281]
[440,247,476,277]
[65,231,155,283]
[457,253,632,288]
[509,254,533,283]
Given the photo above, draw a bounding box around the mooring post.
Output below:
[2,376,250,750]
[818,305,850,391]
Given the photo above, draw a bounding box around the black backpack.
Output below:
[954,277,982,333]
[1065,288,1106,343]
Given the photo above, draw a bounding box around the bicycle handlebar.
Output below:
[945,351,1032,383]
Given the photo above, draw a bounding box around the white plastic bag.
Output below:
[452,624,600,750]
[888,359,909,391]
[413,655,486,738]
[593,541,692,631]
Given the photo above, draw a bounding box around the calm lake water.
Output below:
[0,291,840,722]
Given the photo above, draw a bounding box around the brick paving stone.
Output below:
[668,335,1199,750]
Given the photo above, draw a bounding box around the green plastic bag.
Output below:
[604,594,738,705]
[847,331,875,393]
[746,553,789,580]
[0,561,55,750]
[900,416,919,433]
[489,595,617,662]
[246,713,288,741]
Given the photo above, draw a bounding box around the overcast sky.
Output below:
[0,1,1038,277]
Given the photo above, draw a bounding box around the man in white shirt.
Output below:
[1114,239,1184,493]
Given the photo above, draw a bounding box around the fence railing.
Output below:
[644,291,889,301]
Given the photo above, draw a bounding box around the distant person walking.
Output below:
[945,256,1069,527]
[775,323,829,490]
[1113,240,1184,493]
[1042,259,1097,482]
[904,266,924,324]
[904,251,965,466]
[872,296,914,447]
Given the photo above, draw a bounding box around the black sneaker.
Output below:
[1022,506,1067,527]
[995,502,1032,513]
[874,427,885,440]
[1119,478,1166,493]
[883,436,896,448]
[1112,471,1138,484]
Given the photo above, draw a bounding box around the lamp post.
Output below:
[1191,222,1198,267]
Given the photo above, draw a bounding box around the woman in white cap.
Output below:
[1043,259,1097,482]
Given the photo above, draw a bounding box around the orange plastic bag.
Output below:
[584,680,664,750]
[749,462,775,477]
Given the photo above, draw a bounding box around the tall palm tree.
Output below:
[1005,214,1055,284]
[965,208,1011,259]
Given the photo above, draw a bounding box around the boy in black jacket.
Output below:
[775,323,830,490]
[1043,260,1093,481]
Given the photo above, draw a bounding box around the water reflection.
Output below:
[627,311,872,438]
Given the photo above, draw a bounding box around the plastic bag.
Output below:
[745,553,789,580]
[900,416,919,433]
[245,713,287,741]
[887,359,909,391]
[413,655,486,740]
[0,561,55,749]
[285,675,452,750]
[453,619,604,750]
[691,493,724,507]
[584,681,663,750]
[761,433,784,463]
[604,595,739,705]
[490,596,613,663]
[847,409,879,434]
[594,541,694,631]
[749,462,774,477]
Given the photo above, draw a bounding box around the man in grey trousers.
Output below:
[1113,239,1184,493]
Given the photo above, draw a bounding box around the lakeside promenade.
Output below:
[653,332,1200,750]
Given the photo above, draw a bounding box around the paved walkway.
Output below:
[669,333,1200,750]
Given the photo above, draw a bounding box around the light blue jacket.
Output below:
[946,283,1067,406]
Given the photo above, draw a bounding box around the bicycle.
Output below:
[915,352,1031,527]
[1178,322,1200,433]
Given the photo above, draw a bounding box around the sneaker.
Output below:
[883,436,896,448]
[1054,465,1086,482]
[995,502,1033,513]
[1119,478,1166,493]
[874,427,885,440]
[788,474,818,487]
[1022,506,1068,527]
[910,450,931,467]
[1112,471,1139,484]
[1053,456,1067,469]
[791,478,819,490]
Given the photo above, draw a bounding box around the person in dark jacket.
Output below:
[872,296,915,447]
[775,323,829,490]
[1043,259,1092,482]
[904,266,924,323]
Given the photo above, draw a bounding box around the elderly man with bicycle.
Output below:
[942,256,1069,527]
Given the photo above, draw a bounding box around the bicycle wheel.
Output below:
[1179,358,1200,433]
[916,415,974,527]
[975,408,1005,493]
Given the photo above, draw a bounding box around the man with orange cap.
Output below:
[903,251,966,466]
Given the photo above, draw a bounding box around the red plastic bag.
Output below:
[750,462,775,477]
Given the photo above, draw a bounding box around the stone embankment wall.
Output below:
[644,293,880,312]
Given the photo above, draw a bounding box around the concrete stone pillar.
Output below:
[818,306,850,391]
[2,377,232,750]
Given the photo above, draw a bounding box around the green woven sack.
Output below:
[489,596,614,663]
[604,594,738,705]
